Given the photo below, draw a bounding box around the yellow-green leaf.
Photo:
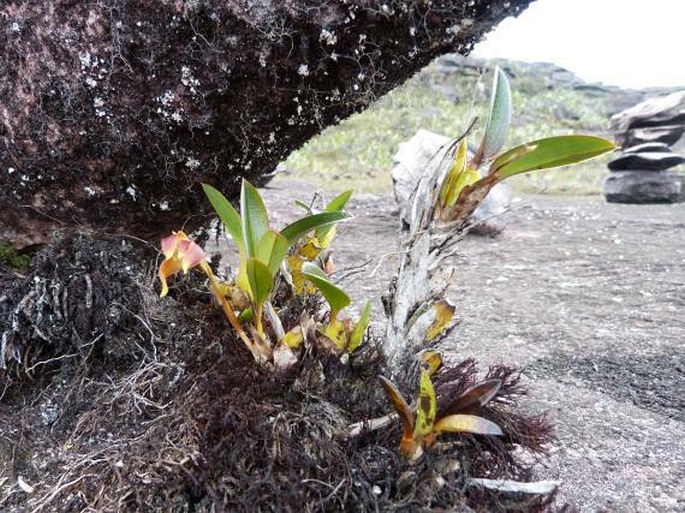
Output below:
[280,211,350,246]
[491,135,615,178]
[347,300,372,353]
[426,300,455,342]
[256,230,288,276]
[421,350,443,377]
[439,138,472,208]
[282,326,304,348]
[432,414,503,436]
[202,183,243,253]
[246,257,273,306]
[302,262,351,315]
[413,369,437,438]
[315,190,353,242]
[241,179,270,258]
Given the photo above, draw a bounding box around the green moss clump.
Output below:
[0,241,31,269]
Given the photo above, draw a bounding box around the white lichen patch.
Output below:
[181,66,200,94]
[84,186,97,197]
[158,200,170,211]
[185,157,200,169]
[297,64,310,77]
[125,185,137,201]
[319,29,337,46]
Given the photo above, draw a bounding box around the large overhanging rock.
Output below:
[0,1,531,248]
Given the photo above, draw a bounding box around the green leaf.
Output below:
[413,369,437,438]
[432,414,503,436]
[240,179,270,258]
[347,300,372,352]
[475,66,511,163]
[491,135,615,178]
[301,262,351,314]
[315,190,353,242]
[439,139,472,208]
[246,257,273,306]
[202,183,243,252]
[256,230,288,276]
[280,211,349,246]
[293,199,313,214]
[325,190,353,212]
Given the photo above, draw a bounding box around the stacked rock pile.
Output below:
[604,142,685,203]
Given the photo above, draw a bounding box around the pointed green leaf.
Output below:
[433,414,503,436]
[256,230,288,277]
[347,300,372,353]
[280,211,350,246]
[414,369,437,438]
[475,67,511,163]
[293,199,313,213]
[439,139,472,208]
[491,135,615,178]
[315,190,353,241]
[246,257,273,306]
[301,262,351,313]
[240,179,270,258]
[325,190,353,212]
[202,183,243,252]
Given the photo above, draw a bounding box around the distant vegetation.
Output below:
[285,58,670,195]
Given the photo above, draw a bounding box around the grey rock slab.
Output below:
[604,170,685,203]
[623,142,672,154]
[607,151,685,171]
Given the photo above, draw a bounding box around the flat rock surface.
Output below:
[262,178,684,512]
[608,151,685,171]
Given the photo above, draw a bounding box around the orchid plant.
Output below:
[380,361,503,461]
[158,179,372,366]
[434,67,615,226]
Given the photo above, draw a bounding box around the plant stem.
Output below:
[200,262,268,362]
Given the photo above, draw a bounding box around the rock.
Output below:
[0,1,533,249]
[611,91,685,148]
[623,142,671,154]
[391,129,510,227]
[604,171,685,204]
[607,152,685,171]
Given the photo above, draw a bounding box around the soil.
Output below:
[1,176,683,512]
[260,178,685,512]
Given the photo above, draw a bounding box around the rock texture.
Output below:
[607,152,685,171]
[604,171,685,204]
[611,90,685,149]
[604,138,685,204]
[0,0,531,248]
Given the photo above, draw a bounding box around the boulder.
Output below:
[0,0,532,249]
[623,142,671,154]
[604,171,685,204]
[611,91,685,148]
[607,152,685,171]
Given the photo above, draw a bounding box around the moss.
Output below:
[0,240,31,269]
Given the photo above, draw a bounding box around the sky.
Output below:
[473,0,685,89]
